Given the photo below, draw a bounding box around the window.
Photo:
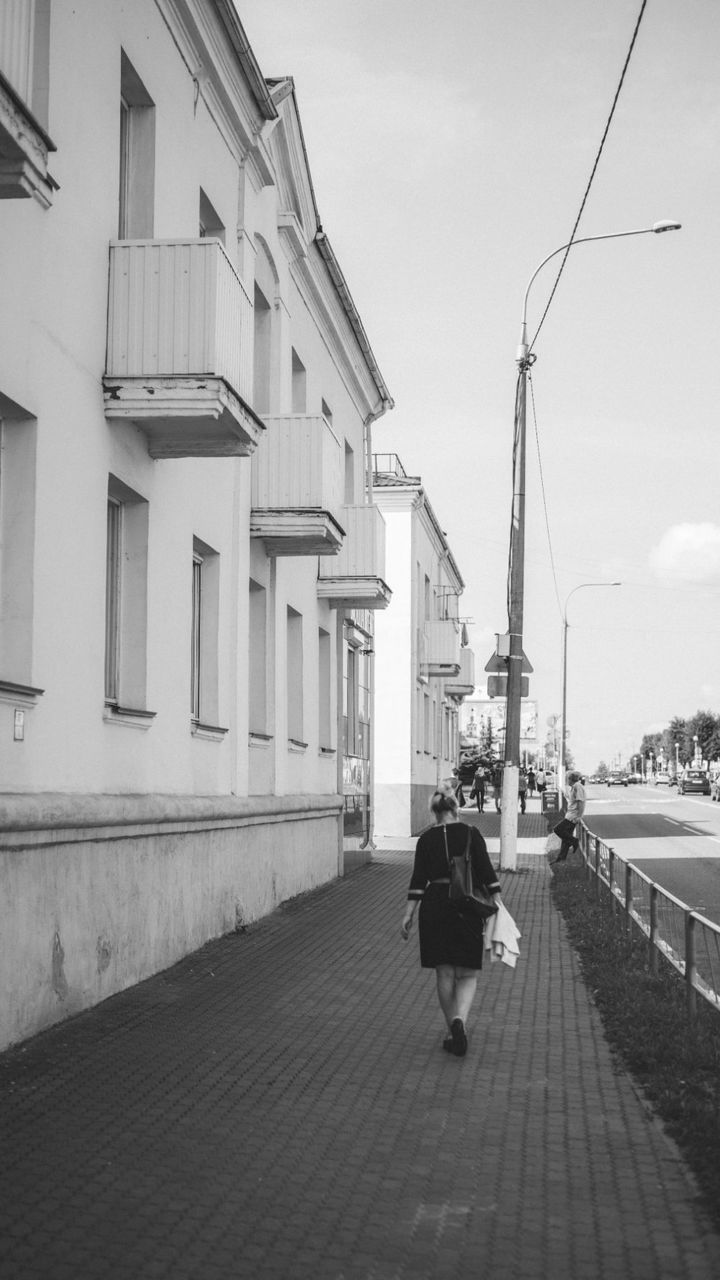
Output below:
[191,535,220,726]
[0,411,37,684]
[321,398,333,425]
[199,188,225,243]
[287,607,304,743]
[318,627,331,748]
[253,284,272,415]
[119,52,155,238]
[344,441,355,504]
[291,349,306,413]
[104,476,149,710]
[248,579,267,734]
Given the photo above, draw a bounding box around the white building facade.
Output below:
[372,456,474,838]
[0,0,391,1050]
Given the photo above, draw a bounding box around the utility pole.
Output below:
[500,362,529,870]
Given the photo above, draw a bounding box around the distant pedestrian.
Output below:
[518,769,528,814]
[451,768,466,808]
[535,767,546,795]
[526,767,536,797]
[469,764,486,813]
[400,784,502,1056]
[552,771,587,863]
[492,761,503,812]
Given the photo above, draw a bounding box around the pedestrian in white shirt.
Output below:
[553,772,586,863]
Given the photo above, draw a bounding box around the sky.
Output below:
[239,0,720,772]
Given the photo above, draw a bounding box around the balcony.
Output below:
[444,647,475,700]
[317,505,391,609]
[250,415,344,556]
[0,6,56,208]
[103,239,262,458]
[420,620,461,678]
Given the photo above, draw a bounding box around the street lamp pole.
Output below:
[560,582,621,795]
[500,220,681,871]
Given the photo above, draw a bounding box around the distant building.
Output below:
[0,1,391,1049]
[459,693,538,760]
[372,455,474,837]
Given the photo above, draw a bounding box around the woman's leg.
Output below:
[453,969,478,1024]
[436,966,478,1026]
[435,965,456,1027]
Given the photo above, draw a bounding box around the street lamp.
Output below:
[560,582,621,795]
[501,219,682,870]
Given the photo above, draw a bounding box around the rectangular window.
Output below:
[0,412,37,684]
[199,188,225,243]
[344,644,357,754]
[424,693,431,753]
[105,498,121,702]
[344,441,355,504]
[249,579,267,734]
[253,284,272,415]
[119,51,155,239]
[291,349,307,414]
[287,606,304,743]
[104,476,149,710]
[191,535,220,726]
[318,627,331,748]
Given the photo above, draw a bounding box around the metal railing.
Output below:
[577,822,720,1021]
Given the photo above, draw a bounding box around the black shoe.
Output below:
[450,1018,467,1056]
[442,1035,455,1054]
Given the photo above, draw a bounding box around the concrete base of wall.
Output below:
[0,792,342,1052]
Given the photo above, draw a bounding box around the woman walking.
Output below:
[400,784,502,1056]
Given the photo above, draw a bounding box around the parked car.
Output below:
[711,775,720,802]
[679,770,711,796]
[607,771,628,787]
[654,771,671,785]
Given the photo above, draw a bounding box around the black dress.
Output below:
[407,821,501,969]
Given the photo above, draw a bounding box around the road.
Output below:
[583,782,720,925]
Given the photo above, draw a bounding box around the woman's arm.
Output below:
[402,835,427,938]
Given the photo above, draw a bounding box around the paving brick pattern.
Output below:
[1,846,719,1279]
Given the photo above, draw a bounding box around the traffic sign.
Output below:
[487,674,530,698]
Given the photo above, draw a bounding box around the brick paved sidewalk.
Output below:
[2,852,720,1279]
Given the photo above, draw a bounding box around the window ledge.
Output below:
[191,720,229,742]
[288,738,308,753]
[104,703,157,730]
[0,680,44,708]
[249,732,273,749]
[319,746,336,756]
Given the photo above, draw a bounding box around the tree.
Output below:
[597,760,609,781]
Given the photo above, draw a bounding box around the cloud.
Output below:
[649,523,720,583]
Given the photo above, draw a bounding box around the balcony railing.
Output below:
[444,647,475,700]
[317,505,391,609]
[421,620,461,678]
[103,239,262,458]
[0,2,55,207]
[250,414,345,556]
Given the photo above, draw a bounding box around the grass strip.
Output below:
[550,861,720,1227]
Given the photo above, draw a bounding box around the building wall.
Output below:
[373,471,464,838]
[0,0,389,1050]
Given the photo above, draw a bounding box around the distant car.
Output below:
[711,776,720,802]
[607,771,628,787]
[679,770,711,796]
[654,772,671,785]
[627,772,643,784]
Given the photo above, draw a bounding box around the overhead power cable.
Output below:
[528,371,564,620]
[529,0,649,354]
